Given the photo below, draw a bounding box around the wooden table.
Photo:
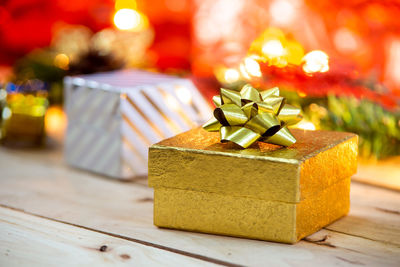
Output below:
[1,142,399,266]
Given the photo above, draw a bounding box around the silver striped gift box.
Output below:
[64,70,211,179]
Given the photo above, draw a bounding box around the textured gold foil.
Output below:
[149,128,358,202]
[148,128,358,243]
[203,85,302,148]
[154,178,350,244]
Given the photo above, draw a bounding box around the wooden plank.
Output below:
[0,206,216,267]
[326,181,400,246]
[0,148,400,266]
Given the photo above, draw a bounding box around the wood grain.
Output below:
[327,182,400,246]
[0,206,216,267]
[0,147,400,266]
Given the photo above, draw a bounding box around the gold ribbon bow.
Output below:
[203,84,302,148]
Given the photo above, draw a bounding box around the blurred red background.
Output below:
[0,0,192,69]
[1,0,400,98]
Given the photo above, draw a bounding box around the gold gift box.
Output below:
[148,128,358,243]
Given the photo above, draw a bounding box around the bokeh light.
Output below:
[45,106,67,140]
[334,28,359,53]
[262,40,285,58]
[242,57,262,78]
[302,50,329,74]
[175,86,192,105]
[224,68,240,83]
[113,9,148,31]
[269,0,297,26]
[54,53,70,70]
[295,121,316,131]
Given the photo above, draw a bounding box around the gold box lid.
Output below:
[148,128,358,203]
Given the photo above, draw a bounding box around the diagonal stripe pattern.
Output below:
[64,70,212,179]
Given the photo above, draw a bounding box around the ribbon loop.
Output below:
[214,104,248,126]
[260,87,280,99]
[212,95,222,107]
[220,126,260,148]
[278,104,303,126]
[255,102,274,114]
[240,84,262,103]
[245,113,280,136]
[203,84,302,148]
[262,96,286,115]
[221,88,242,107]
[241,102,259,118]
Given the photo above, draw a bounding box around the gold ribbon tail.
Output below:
[203,117,222,132]
[264,126,296,146]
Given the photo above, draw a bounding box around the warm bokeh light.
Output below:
[269,0,297,26]
[175,86,192,105]
[239,64,251,80]
[51,25,92,64]
[295,121,316,131]
[242,57,262,77]
[298,91,307,98]
[385,40,400,87]
[54,53,70,70]
[224,68,240,83]
[214,67,242,84]
[164,93,180,111]
[233,27,308,75]
[302,50,329,74]
[334,28,359,53]
[113,8,148,31]
[45,106,67,139]
[262,40,285,58]
[247,27,305,69]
